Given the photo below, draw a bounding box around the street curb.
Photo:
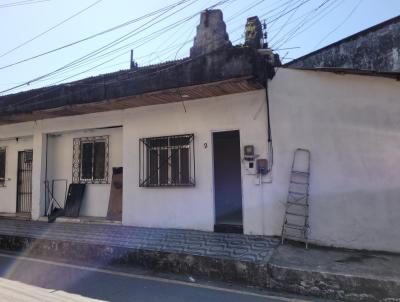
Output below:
[267,261,400,302]
[0,234,269,287]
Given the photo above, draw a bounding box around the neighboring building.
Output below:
[0,11,399,253]
[287,15,400,72]
[269,16,400,253]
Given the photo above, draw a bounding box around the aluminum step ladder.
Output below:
[281,148,310,248]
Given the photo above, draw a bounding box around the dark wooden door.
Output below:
[213,131,243,233]
[16,150,33,213]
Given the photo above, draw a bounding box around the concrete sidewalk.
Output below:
[0,218,398,301]
[269,244,400,301]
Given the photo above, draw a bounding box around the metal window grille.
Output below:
[139,134,195,187]
[0,147,5,187]
[72,136,109,184]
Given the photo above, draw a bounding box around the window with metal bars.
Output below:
[0,148,5,187]
[139,134,195,187]
[72,136,109,184]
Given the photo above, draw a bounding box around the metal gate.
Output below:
[16,150,33,213]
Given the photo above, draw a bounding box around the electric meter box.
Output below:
[256,158,268,175]
[244,145,255,161]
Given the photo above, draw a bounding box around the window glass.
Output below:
[180,148,189,184]
[159,149,169,185]
[73,136,109,184]
[149,149,158,185]
[93,141,106,180]
[81,142,93,180]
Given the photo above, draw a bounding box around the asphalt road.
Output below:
[0,252,316,302]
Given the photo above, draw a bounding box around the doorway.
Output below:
[213,130,243,233]
[16,150,33,214]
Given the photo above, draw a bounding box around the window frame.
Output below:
[72,136,109,184]
[139,134,195,188]
[0,147,6,187]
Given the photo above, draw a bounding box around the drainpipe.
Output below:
[44,133,48,216]
[265,80,273,172]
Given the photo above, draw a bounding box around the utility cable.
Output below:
[0,0,50,8]
[313,0,362,49]
[0,0,190,71]
[0,0,104,58]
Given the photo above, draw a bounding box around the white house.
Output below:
[0,11,399,253]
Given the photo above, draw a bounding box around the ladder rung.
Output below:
[288,198,308,204]
[288,190,308,196]
[287,201,309,206]
[284,223,308,230]
[291,171,309,175]
[283,234,308,241]
[290,180,309,185]
[286,212,308,217]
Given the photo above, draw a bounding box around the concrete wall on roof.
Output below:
[287,18,400,72]
[268,68,400,252]
[0,136,33,213]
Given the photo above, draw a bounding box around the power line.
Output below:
[268,0,340,46]
[1,0,334,96]
[0,0,50,8]
[38,0,233,85]
[227,0,313,46]
[0,0,104,58]
[270,0,334,50]
[270,0,344,57]
[268,0,306,42]
[4,0,308,91]
[3,1,304,105]
[0,0,191,71]
[313,0,362,49]
[0,0,232,94]
[0,1,240,105]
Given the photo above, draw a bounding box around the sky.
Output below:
[0,0,399,95]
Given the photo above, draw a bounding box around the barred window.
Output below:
[139,134,195,187]
[72,136,109,184]
[0,148,5,186]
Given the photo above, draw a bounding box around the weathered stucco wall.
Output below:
[269,68,400,252]
[0,91,271,233]
[287,17,400,72]
[123,90,270,233]
[1,69,399,253]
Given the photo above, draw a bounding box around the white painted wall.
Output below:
[0,111,124,218]
[268,68,400,252]
[47,127,123,217]
[0,137,33,213]
[1,69,398,253]
[123,90,270,233]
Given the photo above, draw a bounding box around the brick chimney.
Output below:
[190,10,232,58]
